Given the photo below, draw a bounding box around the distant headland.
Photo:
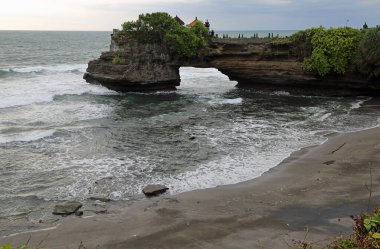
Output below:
[84,12,380,96]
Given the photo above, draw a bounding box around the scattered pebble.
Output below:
[323,160,335,165]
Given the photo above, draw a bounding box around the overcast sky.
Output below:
[1,0,379,31]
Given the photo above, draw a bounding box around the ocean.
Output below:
[0,30,379,236]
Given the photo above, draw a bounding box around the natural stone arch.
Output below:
[84,35,380,96]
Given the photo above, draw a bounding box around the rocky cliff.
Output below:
[84,32,380,96]
[84,31,180,91]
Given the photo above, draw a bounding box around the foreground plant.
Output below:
[348,207,380,248]
[294,207,380,249]
[0,244,48,249]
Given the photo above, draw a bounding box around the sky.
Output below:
[0,0,379,31]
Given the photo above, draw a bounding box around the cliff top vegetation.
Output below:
[114,12,379,79]
[290,26,380,79]
[115,12,209,59]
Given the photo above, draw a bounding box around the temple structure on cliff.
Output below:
[174,15,185,25]
[187,17,203,28]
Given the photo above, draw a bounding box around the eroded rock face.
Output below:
[204,40,380,96]
[84,33,380,95]
[84,34,180,92]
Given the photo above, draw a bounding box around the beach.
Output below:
[2,121,380,248]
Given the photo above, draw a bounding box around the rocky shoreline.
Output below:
[2,117,380,248]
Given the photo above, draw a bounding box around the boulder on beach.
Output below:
[53,201,83,215]
[142,184,169,197]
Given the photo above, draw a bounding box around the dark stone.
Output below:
[323,160,335,165]
[142,184,169,197]
[89,196,111,202]
[75,210,84,216]
[53,201,82,215]
[189,136,196,140]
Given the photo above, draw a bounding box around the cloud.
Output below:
[257,0,293,5]
[0,0,379,30]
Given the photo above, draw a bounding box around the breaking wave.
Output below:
[0,64,86,77]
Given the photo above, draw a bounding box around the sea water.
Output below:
[0,31,379,236]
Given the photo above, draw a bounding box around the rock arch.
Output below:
[84,35,380,96]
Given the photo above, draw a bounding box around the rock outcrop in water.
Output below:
[84,31,380,96]
[84,32,180,91]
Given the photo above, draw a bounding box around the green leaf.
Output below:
[364,222,372,231]
[3,243,12,249]
[372,232,380,239]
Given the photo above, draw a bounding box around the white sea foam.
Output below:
[208,97,243,105]
[0,71,114,109]
[0,129,55,144]
[350,98,370,110]
[317,113,332,122]
[272,91,291,96]
[8,64,87,74]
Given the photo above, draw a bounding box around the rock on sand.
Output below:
[53,201,83,215]
[142,185,169,197]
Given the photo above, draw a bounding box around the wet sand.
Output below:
[1,126,380,248]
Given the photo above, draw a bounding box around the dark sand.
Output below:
[2,126,380,248]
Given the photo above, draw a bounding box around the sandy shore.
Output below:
[1,126,380,248]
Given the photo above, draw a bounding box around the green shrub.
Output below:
[290,27,361,76]
[112,54,125,64]
[0,244,46,249]
[0,244,12,249]
[328,239,359,249]
[117,12,209,59]
[328,207,380,249]
[355,27,380,80]
[301,27,360,76]
[292,207,380,249]
[290,27,325,59]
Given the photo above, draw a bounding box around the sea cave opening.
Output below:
[178,67,237,94]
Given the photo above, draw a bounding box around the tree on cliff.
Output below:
[118,12,209,58]
[292,27,360,76]
[355,27,380,80]
[291,26,380,80]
